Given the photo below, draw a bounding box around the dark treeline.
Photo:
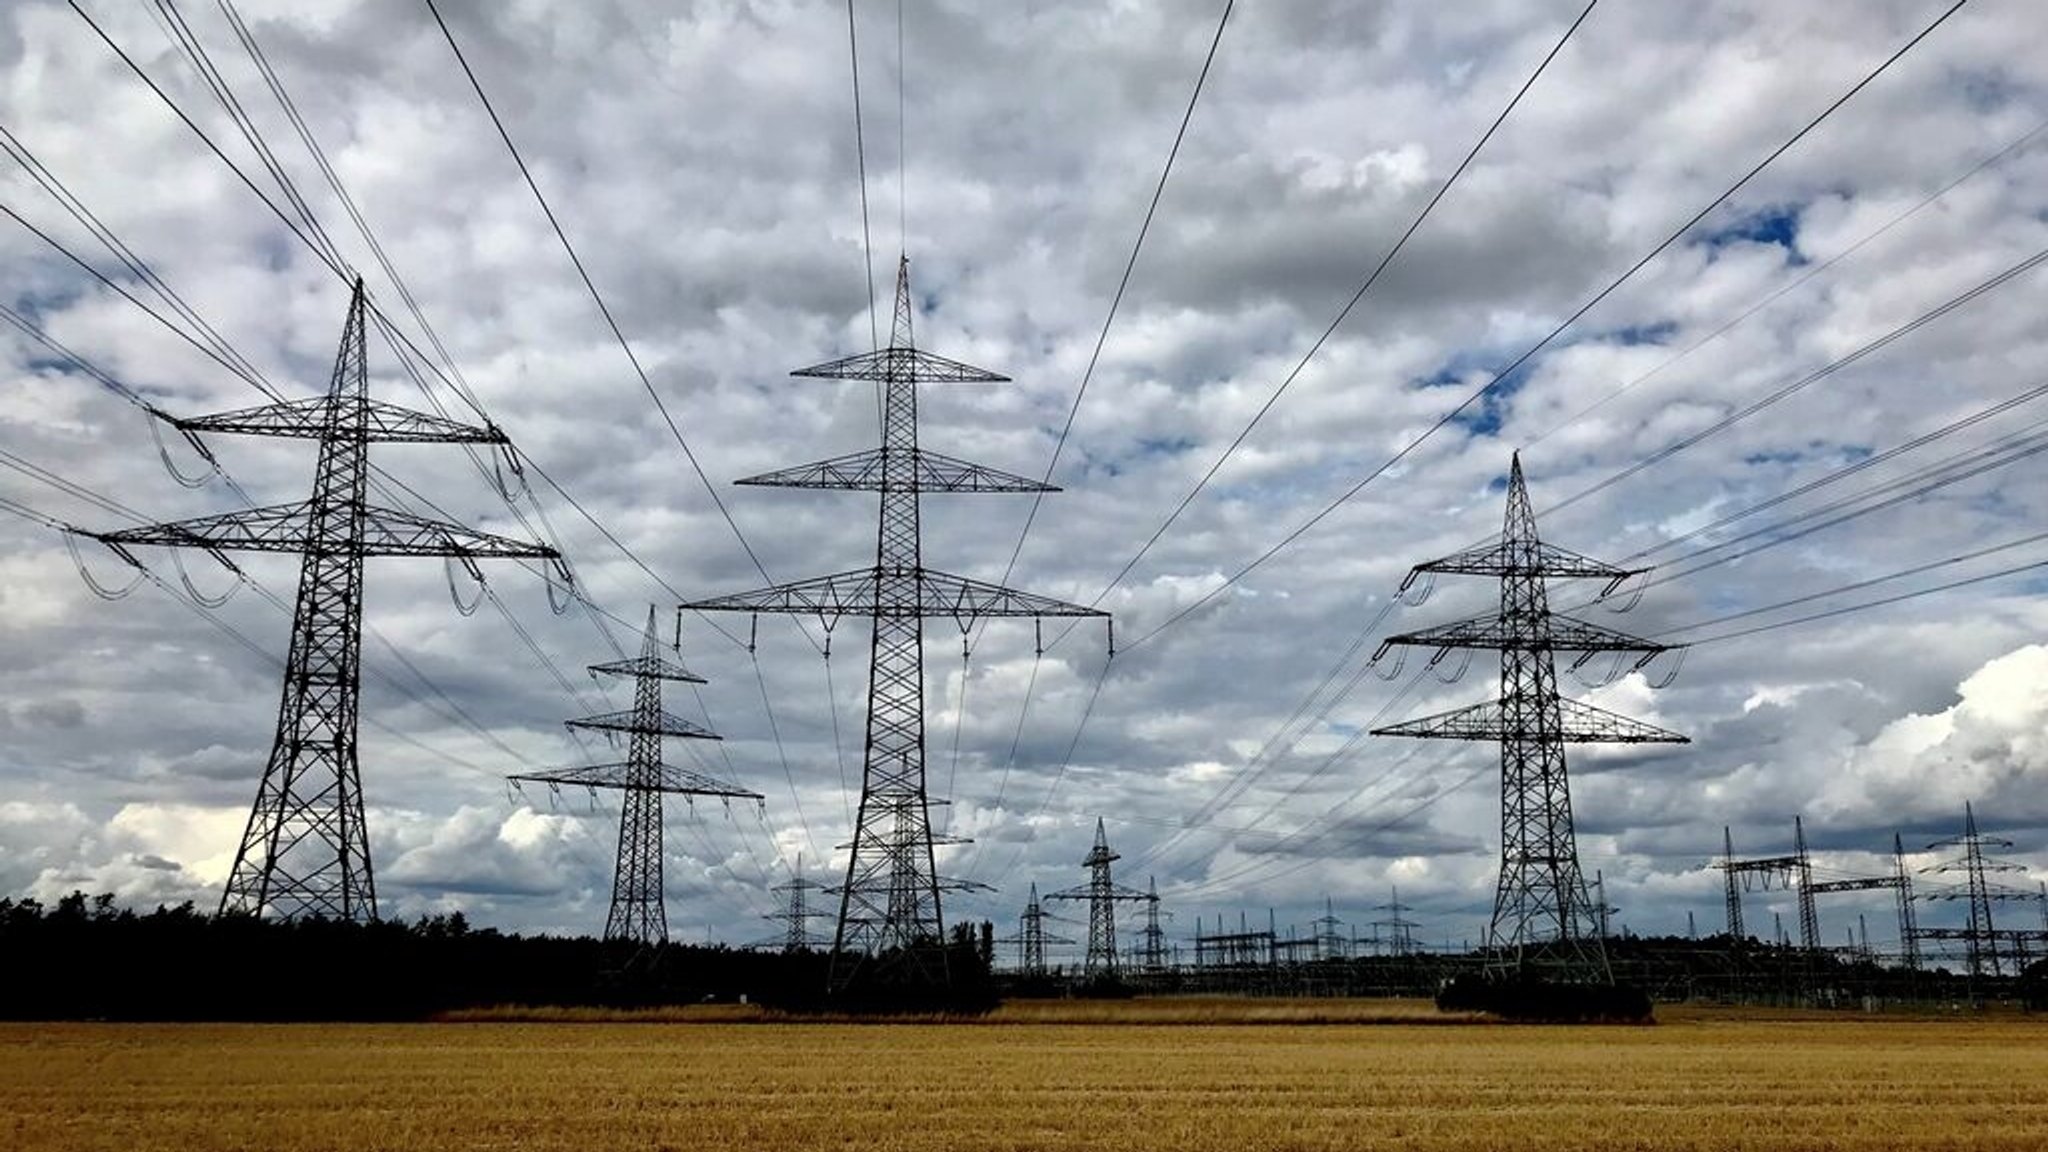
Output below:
[0,893,996,1020]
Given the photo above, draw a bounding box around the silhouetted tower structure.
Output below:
[92,280,557,921]
[1048,819,1151,979]
[1918,802,2038,982]
[509,607,759,947]
[761,854,832,952]
[1806,830,1919,970]
[1371,886,1419,957]
[1134,877,1173,974]
[1372,454,1685,981]
[996,882,1072,978]
[1311,896,1348,961]
[1592,870,1615,940]
[1719,819,1819,949]
[685,258,1108,991]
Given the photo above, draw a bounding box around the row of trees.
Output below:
[0,893,995,1019]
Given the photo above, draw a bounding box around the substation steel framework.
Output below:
[1719,818,1820,950]
[1916,802,2048,983]
[1372,453,1687,983]
[93,280,558,922]
[685,257,1109,991]
[509,607,760,948]
[1047,819,1153,980]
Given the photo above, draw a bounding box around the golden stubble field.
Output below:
[4,1000,2045,1151]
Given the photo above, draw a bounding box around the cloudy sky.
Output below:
[3,0,2047,964]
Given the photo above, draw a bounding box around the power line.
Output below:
[1114,0,1971,654]
[1085,0,1597,613]
[1520,112,2048,451]
[994,0,1234,585]
[422,0,805,640]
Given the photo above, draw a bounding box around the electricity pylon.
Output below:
[1371,886,1419,957]
[1047,819,1152,980]
[1805,830,1919,970]
[759,853,832,952]
[509,607,758,947]
[1917,801,2042,984]
[1136,877,1173,975]
[995,882,1072,977]
[1372,453,1686,982]
[94,280,557,921]
[685,257,1109,992]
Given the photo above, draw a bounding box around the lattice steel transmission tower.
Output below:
[93,280,557,921]
[1136,876,1171,975]
[1371,886,1418,958]
[1720,818,1819,950]
[1917,802,2044,982]
[996,882,1072,978]
[508,607,758,947]
[759,854,832,952]
[1372,454,1686,982]
[1311,896,1348,961]
[685,257,1109,991]
[1048,819,1152,980]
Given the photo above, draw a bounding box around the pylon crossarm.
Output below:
[567,709,722,740]
[98,502,556,559]
[684,567,1105,623]
[509,760,761,799]
[1373,696,1689,743]
[791,346,1009,384]
[178,397,505,443]
[1383,611,1671,654]
[1045,885,1154,902]
[586,654,707,683]
[1410,537,1644,582]
[1808,877,1904,894]
[736,447,1056,493]
[355,507,560,558]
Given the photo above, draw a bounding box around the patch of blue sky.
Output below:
[1699,204,1806,265]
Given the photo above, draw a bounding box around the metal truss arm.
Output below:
[567,709,721,740]
[98,502,556,559]
[1383,611,1672,654]
[509,761,760,799]
[587,654,707,683]
[791,346,1009,384]
[736,447,1056,493]
[178,397,505,443]
[1373,696,1688,744]
[683,566,1106,623]
[1412,538,1643,584]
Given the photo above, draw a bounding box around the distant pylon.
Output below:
[509,607,760,947]
[1371,886,1418,957]
[1312,896,1348,961]
[93,279,559,921]
[685,257,1110,991]
[1373,454,1686,982]
[1138,876,1171,974]
[995,882,1073,978]
[1047,819,1151,979]
[760,853,832,952]
[1918,801,2037,982]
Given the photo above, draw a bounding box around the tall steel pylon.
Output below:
[685,257,1109,991]
[1721,818,1819,950]
[509,607,759,947]
[1137,876,1171,975]
[1373,454,1686,982]
[1916,801,2044,983]
[996,882,1072,977]
[93,280,558,921]
[758,853,833,952]
[1048,819,1151,980]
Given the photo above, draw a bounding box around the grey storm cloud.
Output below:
[1,0,2046,963]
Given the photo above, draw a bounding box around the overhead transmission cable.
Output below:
[1112,0,1972,656]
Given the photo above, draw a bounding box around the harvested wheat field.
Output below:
[4,1001,2045,1151]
